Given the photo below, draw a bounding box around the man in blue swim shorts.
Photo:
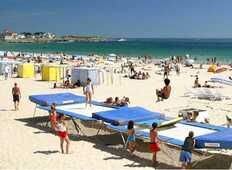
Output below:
[179,131,195,169]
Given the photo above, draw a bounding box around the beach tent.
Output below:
[0,51,5,57]
[208,64,217,73]
[18,63,35,78]
[109,53,117,57]
[41,64,60,81]
[0,60,21,75]
[185,59,194,66]
[41,64,68,81]
[208,65,227,73]
[48,55,60,61]
[71,67,103,85]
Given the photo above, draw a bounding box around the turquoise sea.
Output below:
[0,38,232,62]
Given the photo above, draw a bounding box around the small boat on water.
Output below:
[118,38,127,42]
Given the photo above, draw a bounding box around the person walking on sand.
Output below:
[179,131,195,169]
[163,62,170,79]
[56,114,70,154]
[4,65,10,80]
[83,78,94,108]
[12,83,21,111]
[150,122,161,166]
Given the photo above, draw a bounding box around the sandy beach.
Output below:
[0,63,232,169]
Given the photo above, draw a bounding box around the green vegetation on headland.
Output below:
[0,30,109,43]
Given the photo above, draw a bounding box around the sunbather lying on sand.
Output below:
[120,97,130,106]
[104,97,114,105]
[182,111,209,124]
[129,71,150,80]
[202,81,223,88]
[104,97,130,106]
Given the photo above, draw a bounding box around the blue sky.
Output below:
[0,0,232,38]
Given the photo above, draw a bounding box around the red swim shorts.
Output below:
[149,143,160,153]
[57,131,68,138]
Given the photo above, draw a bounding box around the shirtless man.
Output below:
[156,78,171,102]
[12,83,21,111]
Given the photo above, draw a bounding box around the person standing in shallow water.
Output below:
[83,78,94,108]
[12,83,21,111]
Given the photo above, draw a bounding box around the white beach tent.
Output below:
[71,67,103,86]
[0,51,5,57]
[48,55,60,61]
[108,53,117,62]
[6,51,15,57]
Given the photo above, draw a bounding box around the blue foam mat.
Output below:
[92,106,164,125]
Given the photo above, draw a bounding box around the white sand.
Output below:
[0,64,232,169]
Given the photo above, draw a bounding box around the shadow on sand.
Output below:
[33,150,60,155]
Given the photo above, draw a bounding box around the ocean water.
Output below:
[0,38,232,62]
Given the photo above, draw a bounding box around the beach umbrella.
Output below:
[109,53,117,57]
[185,59,194,66]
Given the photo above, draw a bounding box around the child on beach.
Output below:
[83,78,94,108]
[12,83,21,111]
[56,114,70,154]
[50,103,57,130]
[127,120,136,155]
[179,131,195,169]
[150,122,161,166]
[193,76,201,88]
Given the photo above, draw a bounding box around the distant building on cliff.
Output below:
[0,29,56,42]
[1,29,18,40]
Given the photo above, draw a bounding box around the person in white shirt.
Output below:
[4,65,10,80]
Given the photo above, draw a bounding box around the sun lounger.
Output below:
[184,88,228,101]
[211,76,232,86]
